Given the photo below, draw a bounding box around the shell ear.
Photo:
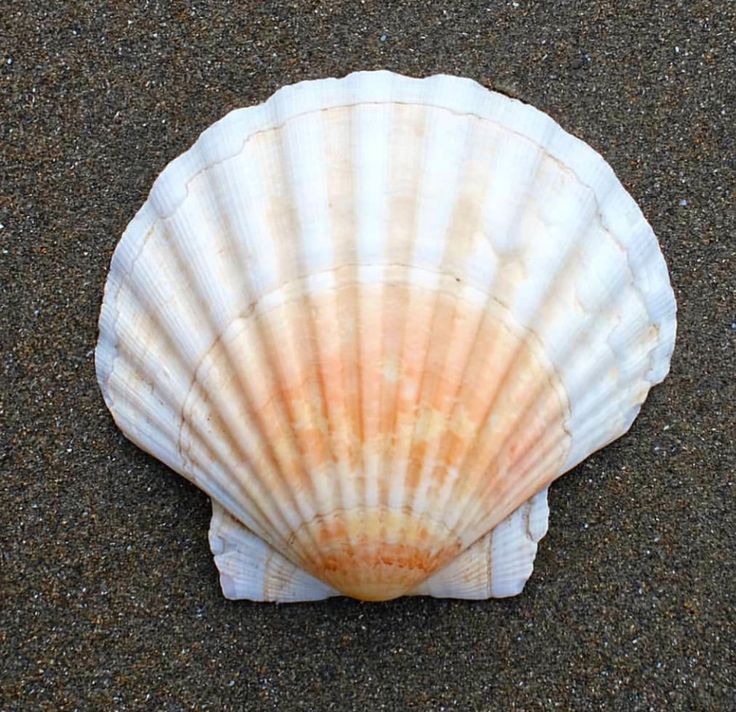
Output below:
[209,502,337,602]
[409,489,549,599]
[210,491,548,601]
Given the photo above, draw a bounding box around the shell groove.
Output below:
[97,70,676,601]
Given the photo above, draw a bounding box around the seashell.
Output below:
[96,71,676,602]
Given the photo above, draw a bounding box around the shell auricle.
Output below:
[96,71,676,602]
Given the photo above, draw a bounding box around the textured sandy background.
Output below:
[2,2,734,710]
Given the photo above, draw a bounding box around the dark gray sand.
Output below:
[2,2,734,709]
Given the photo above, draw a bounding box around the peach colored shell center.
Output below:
[183,276,570,600]
[291,509,462,601]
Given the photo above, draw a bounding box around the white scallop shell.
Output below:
[96,71,676,602]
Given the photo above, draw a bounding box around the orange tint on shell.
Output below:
[289,509,462,601]
[184,271,571,600]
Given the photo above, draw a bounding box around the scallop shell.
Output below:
[96,71,676,602]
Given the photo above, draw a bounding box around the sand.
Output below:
[2,1,734,709]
